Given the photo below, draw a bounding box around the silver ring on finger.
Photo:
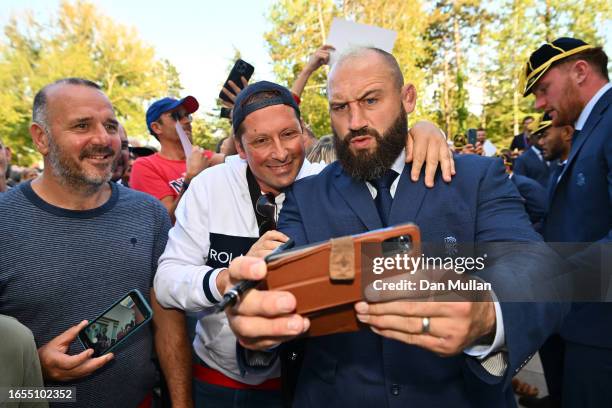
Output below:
[421,317,431,334]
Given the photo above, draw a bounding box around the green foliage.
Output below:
[264,0,338,137]
[264,0,433,137]
[265,0,610,146]
[191,116,221,151]
[0,1,182,165]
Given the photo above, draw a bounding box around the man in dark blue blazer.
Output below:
[510,116,534,151]
[225,48,567,407]
[522,37,612,407]
[510,173,547,227]
[518,114,573,408]
[513,138,555,188]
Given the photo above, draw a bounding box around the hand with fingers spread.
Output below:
[220,76,250,111]
[406,121,455,187]
[354,300,496,357]
[38,320,114,382]
[246,230,289,259]
[221,256,310,351]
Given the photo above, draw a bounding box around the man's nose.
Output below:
[270,138,289,161]
[348,104,368,132]
[534,95,546,111]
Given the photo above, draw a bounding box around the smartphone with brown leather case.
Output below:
[263,223,421,337]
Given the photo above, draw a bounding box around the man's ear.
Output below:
[570,60,589,86]
[562,125,575,142]
[400,84,417,114]
[30,123,50,155]
[150,121,163,139]
[234,135,247,160]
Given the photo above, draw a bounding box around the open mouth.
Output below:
[350,135,374,149]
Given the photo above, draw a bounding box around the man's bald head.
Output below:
[32,78,102,133]
[329,47,404,93]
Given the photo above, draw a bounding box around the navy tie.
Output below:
[371,169,399,227]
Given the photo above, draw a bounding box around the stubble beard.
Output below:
[47,134,114,191]
[551,76,583,127]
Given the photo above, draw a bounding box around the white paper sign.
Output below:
[326,18,397,65]
[175,122,193,159]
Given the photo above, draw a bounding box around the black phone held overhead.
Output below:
[219,59,254,104]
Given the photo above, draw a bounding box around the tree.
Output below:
[265,0,432,138]
[0,1,182,164]
[265,0,338,138]
[421,0,485,138]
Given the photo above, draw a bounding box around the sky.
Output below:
[1,1,611,118]
[0,0,276,113]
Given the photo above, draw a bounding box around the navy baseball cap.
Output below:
[146,95,199,136]
[232,81,300,133]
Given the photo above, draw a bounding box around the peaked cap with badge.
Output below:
[519,37,595,96]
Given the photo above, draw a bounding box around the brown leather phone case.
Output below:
[263,224,421,337]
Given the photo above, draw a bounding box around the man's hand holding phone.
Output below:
[223,256,310,350]
[220,76,250,111]
[38,320,113,382]
[219,59,254,118]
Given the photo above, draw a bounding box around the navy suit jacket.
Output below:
[511,174,547,226]
[510,133,529,151]
[513,147,553,188]
[278,155,566,408]
[543,87,612,348]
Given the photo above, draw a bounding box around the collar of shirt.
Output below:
[575,82,612,131]
[365,149,406,199]
[530,145,544,161]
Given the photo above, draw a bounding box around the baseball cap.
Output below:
[146,96,199,136]
[232,81,300,133]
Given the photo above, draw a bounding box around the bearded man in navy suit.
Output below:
[223,47,567,407]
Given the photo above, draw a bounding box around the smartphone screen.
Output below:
[79,290,153,357]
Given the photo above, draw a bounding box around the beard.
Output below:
[333,106,407,181]
[47,135,115,189]
[551,76,583,127]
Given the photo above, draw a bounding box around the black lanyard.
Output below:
[246,166,267,237]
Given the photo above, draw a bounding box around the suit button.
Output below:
[289,352,298,361]
[390,384,400,396]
